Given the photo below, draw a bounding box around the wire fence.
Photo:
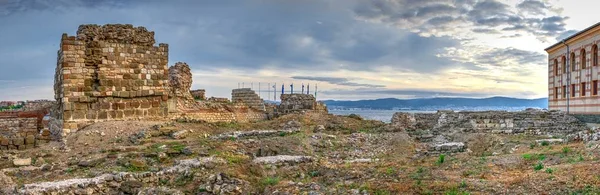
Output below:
[236,82,319,101]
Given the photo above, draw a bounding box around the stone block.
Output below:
[63,111,72,120]
[25,135,35,145]
[72,110,86,120]
[141,101,151,109]
[0,137,8,146]
[12,138,24,146]
[115,111,124,119]
[124,110,134,117]
[98,111,108,119]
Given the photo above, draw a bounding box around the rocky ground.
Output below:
[2,112,600,194]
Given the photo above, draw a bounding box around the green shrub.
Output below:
[459,180,467,188]
[261,177,280,186]
[545,168,554,174]
[534,162,544,171]
[537,154,546,161]
[541,141,550,146]
[522,153,533,160]
[562,147,571,154]
[437,154,446,164]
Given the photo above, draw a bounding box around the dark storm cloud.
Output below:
[353,0,571,40]
[291,76,386,88]
[0,0,463,84]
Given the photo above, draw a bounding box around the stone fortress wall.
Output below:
[232,88,265,111]
[54,24,170,135]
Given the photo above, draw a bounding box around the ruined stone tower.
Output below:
[53,24,169,135]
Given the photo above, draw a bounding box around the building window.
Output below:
[594,45,598,66]
[581,49,587,69]
[562,56,567,73]
[594,80,598,95]
[572,84,576,97]
[554,59,559,76]
[563,85,567,98]
[571,52,576,71]
[581,82,586,97]
[554,87,558,99]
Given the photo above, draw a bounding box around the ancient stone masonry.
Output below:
[190,89,206,100]
[390,109,587,135]
[54,24,169,135]
[168,62,199,110]
[390,109,588,155]
[0,112,43,150]
[277,94,327,114]
[231,88,265,111]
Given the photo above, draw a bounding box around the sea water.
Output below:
[328,110,436,123]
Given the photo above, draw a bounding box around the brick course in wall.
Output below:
[54,24,170,135]
[176,103,266,123]
[231,88,265,111]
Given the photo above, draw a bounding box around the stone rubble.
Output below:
[252,155,313,165]
[428,142,466,154]
[211,129,300,140]
[170,129,189,139]
[17,157,226,195]
[13,158,32,166]
[535,139,564,145]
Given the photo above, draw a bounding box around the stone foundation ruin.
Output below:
[277,94,327,114]
[389,109,589,155]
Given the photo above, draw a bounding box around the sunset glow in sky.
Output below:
[0,0,595,100]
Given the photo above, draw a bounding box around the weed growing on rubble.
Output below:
[534,162,544,171]
[541,141,550,146]
[437,154,446,164]
[545,168,554,174]
[261,177,280,186]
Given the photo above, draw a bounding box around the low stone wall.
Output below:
[0,116,39,150]
[175,109,266,123]
[277,94,327,114]
[390,109,588,135]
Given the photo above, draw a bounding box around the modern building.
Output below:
[546,22,600,114]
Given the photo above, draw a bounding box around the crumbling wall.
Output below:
[168,62,200,110]
[190,89,206,100]
[390,109,587,135]
[232,88,265,111]
[54,24,169,135]
[277,94,327,114]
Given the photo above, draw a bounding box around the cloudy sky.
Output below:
[0,0,595,101]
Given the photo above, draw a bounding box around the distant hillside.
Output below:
[322,97,548,110]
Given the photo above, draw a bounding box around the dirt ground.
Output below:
[2,113,600,194]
